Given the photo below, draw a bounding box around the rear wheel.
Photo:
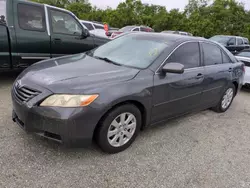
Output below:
[96,104,141,153]
[212,84,235,113]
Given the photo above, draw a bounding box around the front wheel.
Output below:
[96,104,141,153]
[212,84,235,113]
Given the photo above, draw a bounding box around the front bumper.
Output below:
[11,85,103,147]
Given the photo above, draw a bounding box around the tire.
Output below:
[96,104,142,154]
[212,84,236,113]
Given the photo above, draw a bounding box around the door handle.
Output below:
[228,68,233,72]
[53,38,62,44]
[196,73,204,79]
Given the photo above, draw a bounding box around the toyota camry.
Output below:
[12,33,244,153]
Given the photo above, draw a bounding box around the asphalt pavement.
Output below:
[0,72,250,188]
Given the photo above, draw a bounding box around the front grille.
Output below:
[13,85,40,102]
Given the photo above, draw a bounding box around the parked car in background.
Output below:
[12,32,244,153]
[81,20,107,38]
[80,20,119,38]
[161,30,193,36]
[111,25,154,38]
[0,0,109,72]
[105,28,120,37]
[209,35,250,55]
[235,49,250,87]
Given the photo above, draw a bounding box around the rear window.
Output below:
[17,3,46,31]
[0,0,6,24]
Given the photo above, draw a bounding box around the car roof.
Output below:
[122,25,152,28]
[213,35,244,38]
[126,32,209,43]
[80,20,92,24]
[80,20,103,26]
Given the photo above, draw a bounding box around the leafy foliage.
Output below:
[31,0,250,39]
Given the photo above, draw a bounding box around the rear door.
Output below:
[48,7,94,57]
[200,42,232,106]
[151,42,205,123]
[13,1,51,67]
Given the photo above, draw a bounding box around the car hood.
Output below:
[18,54,140,93]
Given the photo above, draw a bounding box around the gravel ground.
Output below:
[0,72,250,188]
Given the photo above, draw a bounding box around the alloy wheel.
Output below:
[107,112,137,147]
[221,88,234,109]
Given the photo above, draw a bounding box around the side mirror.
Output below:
[162,62,184,74]
[227,41,234,46]
[82,28,90,38]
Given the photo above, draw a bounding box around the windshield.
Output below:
[0,0,6,24]
[89,34,171,69]
[237,51,250,58]
[209,36,232,45]
[119,26,136,32]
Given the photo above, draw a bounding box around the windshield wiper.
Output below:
[94,56,121,66]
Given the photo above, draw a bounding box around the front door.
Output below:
[48,8,94,57]
[151,42,205,124]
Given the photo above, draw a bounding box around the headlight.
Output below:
[40,94,98,107]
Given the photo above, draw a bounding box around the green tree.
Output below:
[30,0,250,39]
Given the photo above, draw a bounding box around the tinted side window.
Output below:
[222,51,232,64]
[237,38,243,45]
[202,43,222,66]
[228,38,236,45]
[94,24,104,29]
[243,38,249,45]
[140,27,152,32]
[82,22,94,30]
[0,0,6,24]
[18,4,46,31]
[167,42,200,69]
[132,28,139,31]
[50,9,82,35]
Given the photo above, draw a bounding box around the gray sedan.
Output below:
[12,33,244,153]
